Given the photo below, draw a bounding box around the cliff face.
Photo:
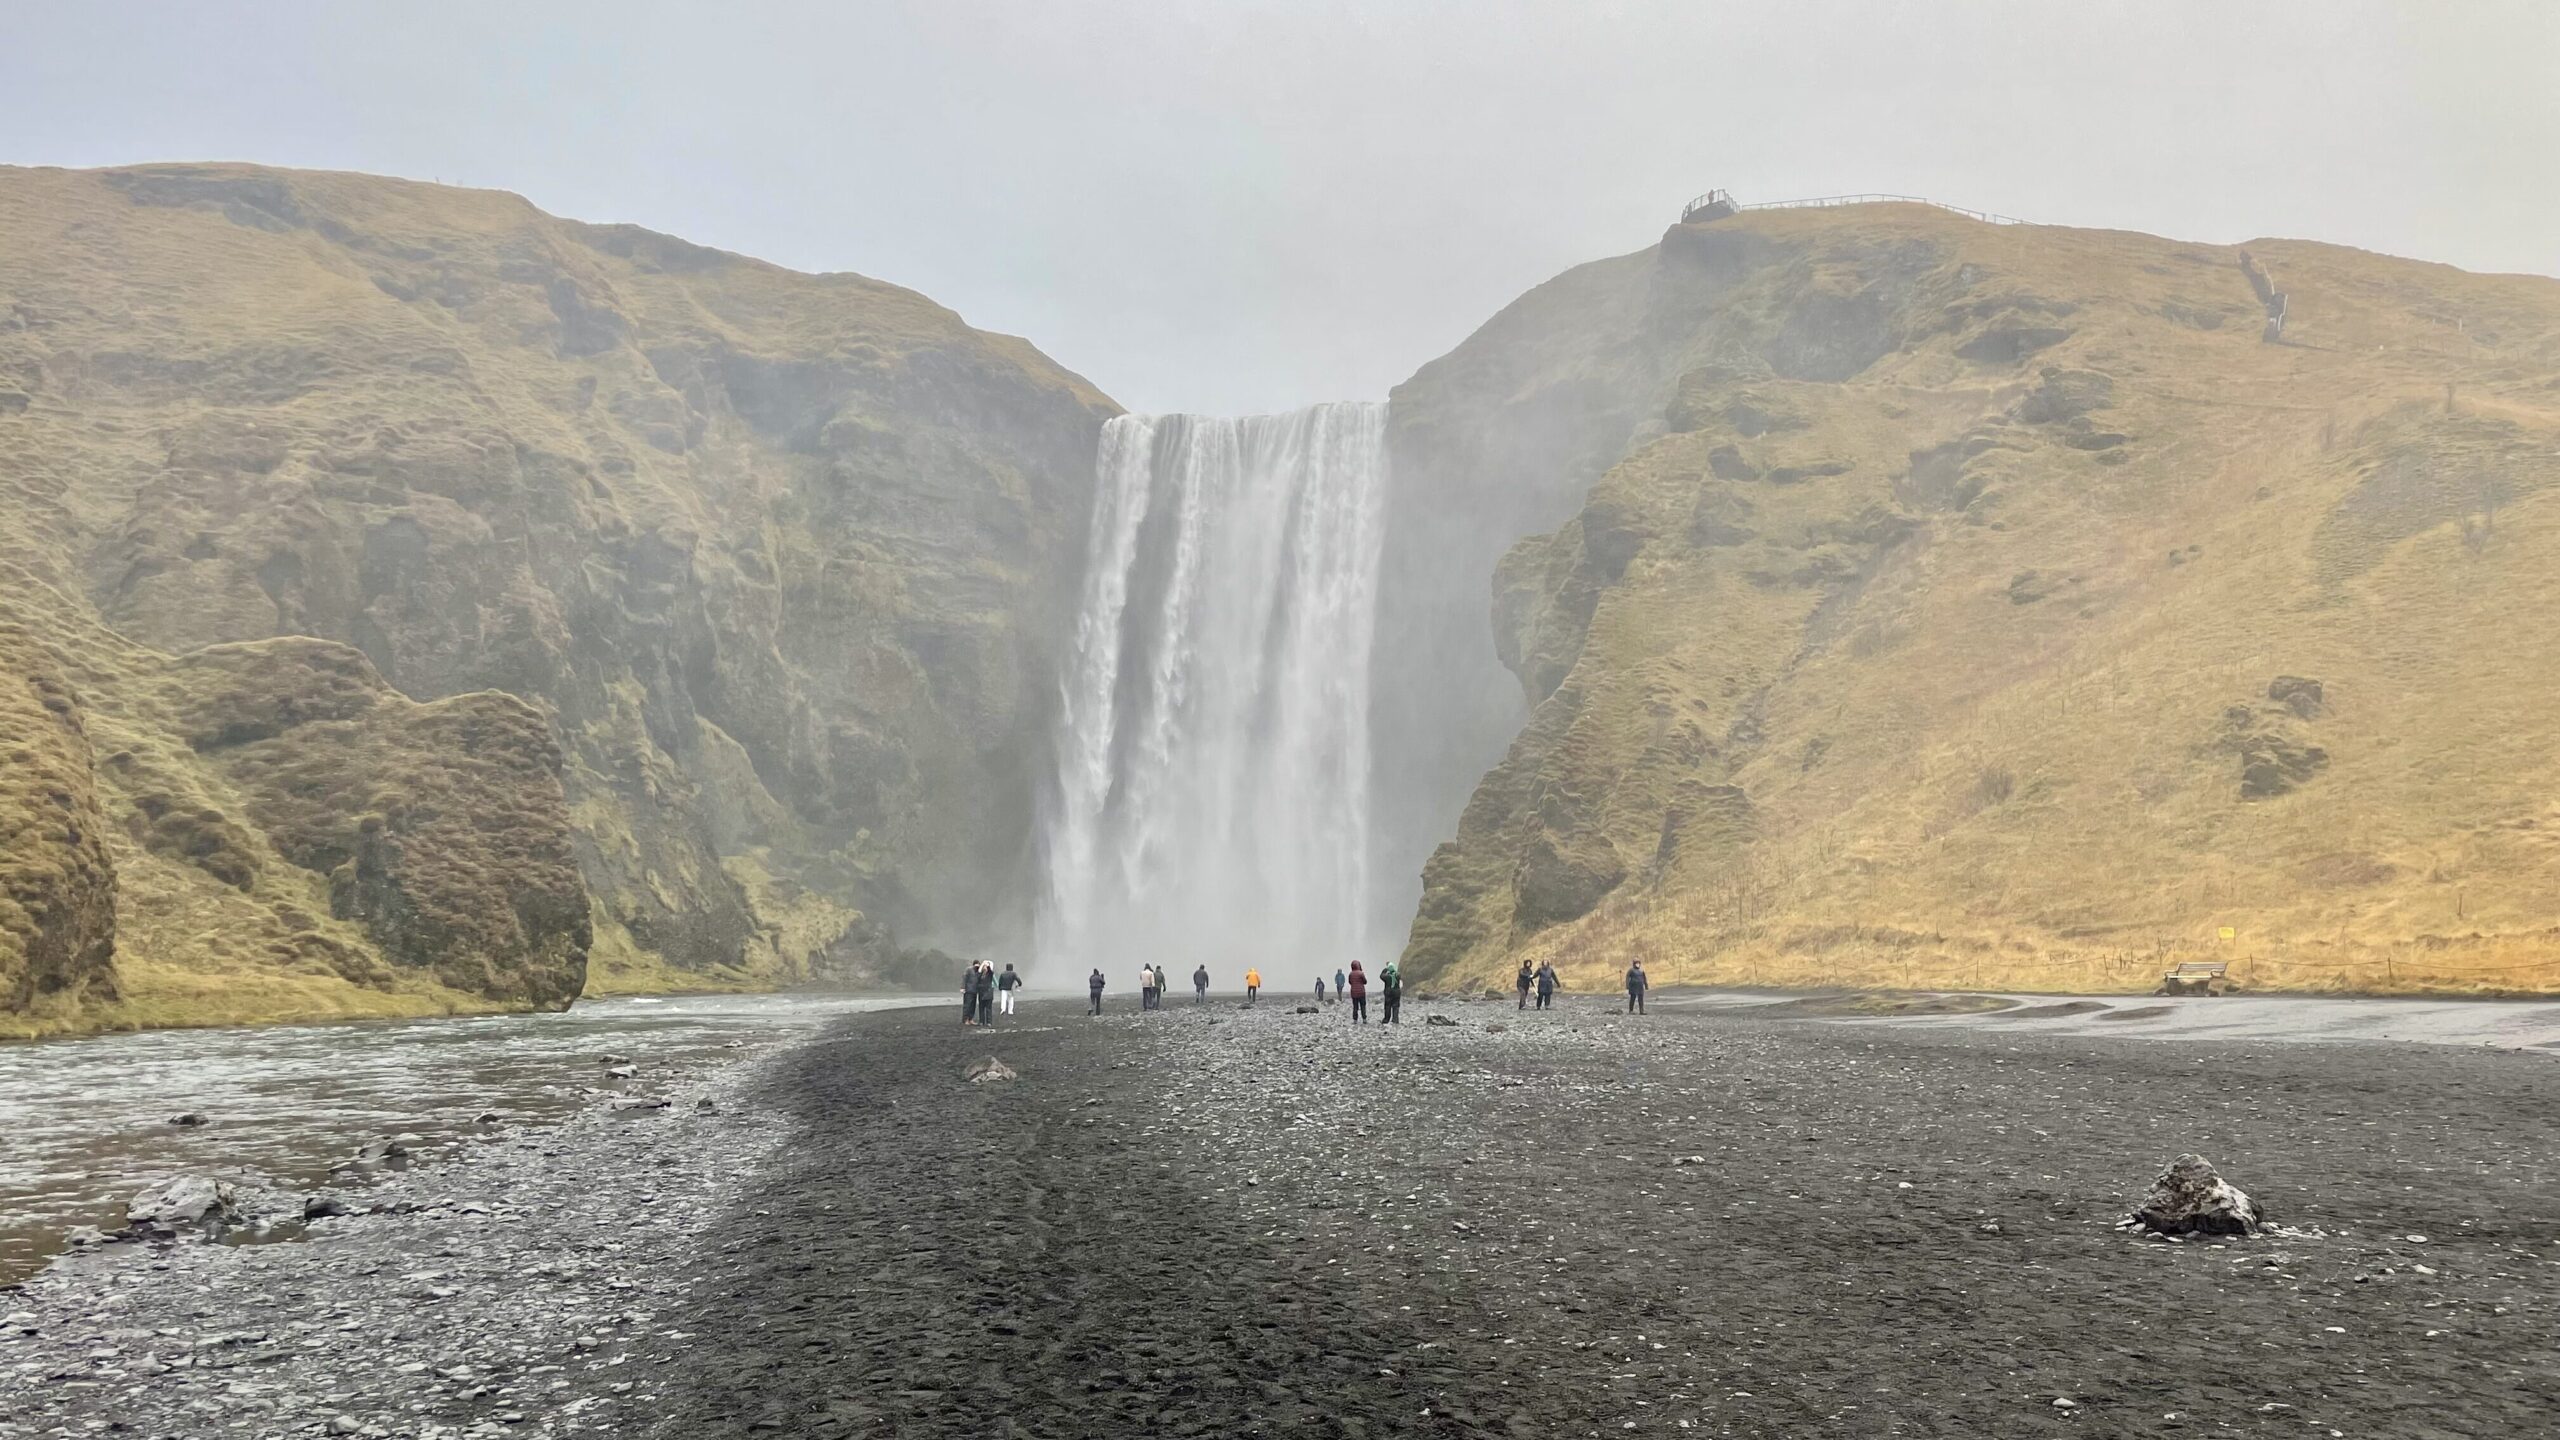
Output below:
[0,622,119,1027]
[0,163,1113,1032]
[1400,204,2560,996]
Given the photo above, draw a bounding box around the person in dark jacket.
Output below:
[1314,976,1327,1006]
[1379,960,1403,1025]
[961,962,981,1026]
[1346,961,1370,1024]
[997,962,1022,1018]
[1624,960,1648,1015]
[979,961,1002,1025]
[1193,964,1210,1004]
[1534,961,1558,1010]
[1516,961,1534,1011]
[1088,967,1106,1016]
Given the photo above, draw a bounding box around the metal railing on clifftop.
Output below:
[1681,190,2030,226]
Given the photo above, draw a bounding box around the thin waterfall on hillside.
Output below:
[1038,402,1390,982]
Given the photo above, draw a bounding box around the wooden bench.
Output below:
[2159,960,2233,997]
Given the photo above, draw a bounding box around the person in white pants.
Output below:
[997,962,1020,1016]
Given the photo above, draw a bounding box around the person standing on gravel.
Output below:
[1347,961,1370,1024]
[1624,960,1648,1015]
[1335,967,1348,1005]
[1380,960,1402,1025]
[1193,963,1210,1004]
[1139,964,1158,1011]
[1315,975,1328,1006]
[1516,960,1534,1011]
[1534,960,1558,1011]
[1244,967,1261,1004]
[997,962,1021,1018]
[1088,967,1107,1016]
[961,961,981,1026]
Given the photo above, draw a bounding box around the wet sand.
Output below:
[5,993,2554,1439]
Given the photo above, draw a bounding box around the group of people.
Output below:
[1308,959,1404,1023]
[1008,956,1656,1023]
[957,959,1022,1026]
[1128,962,1212,1010]
[1508,958,1647,1011]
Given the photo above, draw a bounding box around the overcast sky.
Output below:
[6,1,2554,414]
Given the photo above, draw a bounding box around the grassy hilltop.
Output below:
[1396,203,2560,997]
[0,163,1113,1035]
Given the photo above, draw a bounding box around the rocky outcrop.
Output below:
[1394,202,2560,997]
[0,162,1115,1029]
[169,640,590,1006]
[0,624,119,1023]
[2120,1154,2267,1238]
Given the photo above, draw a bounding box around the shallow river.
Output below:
[0,993,919,1284]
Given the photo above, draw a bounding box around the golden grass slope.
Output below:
[0,162,1116,1028]
[1403,204,2560,997]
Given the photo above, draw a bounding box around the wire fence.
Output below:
[1682,190,2032,227]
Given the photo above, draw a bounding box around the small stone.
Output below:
[167,1113,208,1127]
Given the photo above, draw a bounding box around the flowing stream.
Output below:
[1040,403,1391,984]
[0,993,920,1283]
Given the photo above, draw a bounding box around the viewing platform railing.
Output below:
[1681,190,2030,226]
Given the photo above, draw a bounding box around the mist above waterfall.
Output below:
[1039,404,1389,982]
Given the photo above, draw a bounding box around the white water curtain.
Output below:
[1039,403,1389,983]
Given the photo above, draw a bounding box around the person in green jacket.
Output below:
[1379,960,1403,1025]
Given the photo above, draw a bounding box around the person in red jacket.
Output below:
[1346,960,1370,1024]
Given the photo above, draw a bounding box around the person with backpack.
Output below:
[1534,960,1559,1011]
[1192,963,1210,1004]
[1515,960,1534,1011]
[1346,961,1369,1024]
[1380,959,1402,1025]
[1088,967,1106,1016]
[1624,959,1648,1015]
[997,962,1022,1017]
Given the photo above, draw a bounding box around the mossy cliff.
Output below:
[1397,204,2560,997]
[0,163,1112,1033]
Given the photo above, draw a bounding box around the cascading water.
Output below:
[1039,402,1389,982]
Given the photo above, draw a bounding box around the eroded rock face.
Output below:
[1392,206,2560,995]
[2121,1154,2267,1237]
[0,626,119,1019]
[0,162,1117,1007]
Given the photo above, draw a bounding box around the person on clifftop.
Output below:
[1088,967,1106,1016]
[1516,960,1534,1011]
[1347,961,1369,1024]
[1380,959,1402,1025]
[1624,960,1648,1015]
[998,962,1021,1018]
[1534,961,1559,1011]
[1244,967,1261,1004]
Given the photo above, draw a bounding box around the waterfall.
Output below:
[1038,402,1389,982]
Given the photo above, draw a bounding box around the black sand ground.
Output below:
[629,996,2559,1440]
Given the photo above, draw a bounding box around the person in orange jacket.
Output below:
[1243,966,1262,1004]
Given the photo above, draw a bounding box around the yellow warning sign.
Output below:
[2217,926,2237,941]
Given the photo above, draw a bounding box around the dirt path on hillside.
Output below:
[628,997,2559,1440]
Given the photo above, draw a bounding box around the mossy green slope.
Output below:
[1399,204,2560,997]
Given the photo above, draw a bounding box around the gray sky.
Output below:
[6,1,2555,414]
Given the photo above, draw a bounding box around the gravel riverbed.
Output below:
[5,994,2555,1438]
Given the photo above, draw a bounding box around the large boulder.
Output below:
[2120,1153,2267,1237]
[126,1175,243,1240]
